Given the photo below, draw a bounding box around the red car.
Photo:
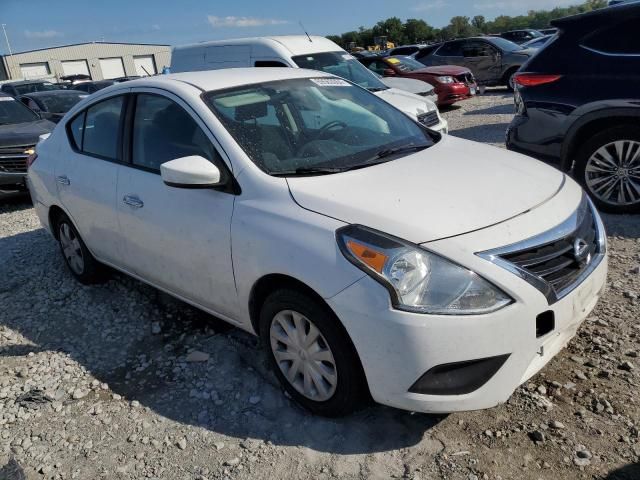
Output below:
[359,55,477,106]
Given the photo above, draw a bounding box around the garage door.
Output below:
[99,58,125,79]
[20,62,51,79]
[133,55,156,76]
[62,60,90,77]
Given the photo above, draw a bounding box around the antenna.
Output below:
[299,21,312,42]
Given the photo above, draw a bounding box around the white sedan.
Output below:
[27,68,607,416]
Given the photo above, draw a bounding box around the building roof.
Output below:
[4,41,170,56]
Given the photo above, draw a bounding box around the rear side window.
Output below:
[436,41,463,57]
[67,95,124,160]
[69,112,85,149]
[131,94,221,172]
[583,19,638,55]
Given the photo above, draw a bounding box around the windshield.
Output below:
[204,77,435,176]
[37,92,87,113]
[488,37,524,52]
[0,97,40,125]
[13,82,58,95]
[387,56,426,72]
[291,52,388,91]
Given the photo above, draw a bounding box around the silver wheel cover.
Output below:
[269,310,337,402]
[59,223,85,275]
[585,140,640,206]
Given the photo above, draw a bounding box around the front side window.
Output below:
[0,97,40,125]
[583,19,637,55]
[291,52,388,91]
[131,94,221,171]
[462,41,495,58]
[204,77,436,176]
[82,96,124,160]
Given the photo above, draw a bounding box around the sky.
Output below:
[0,0,580,54]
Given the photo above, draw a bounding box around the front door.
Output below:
[115,90,238,318]
[461,40,501,84]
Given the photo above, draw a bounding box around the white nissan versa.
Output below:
[27,68,607,417]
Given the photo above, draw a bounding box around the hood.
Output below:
[287,135,565,243]
[380,76,435,95]
[374,88,436,118]
[413,65,470,77]
[0,120,56,147]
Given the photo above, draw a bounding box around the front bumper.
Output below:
[0,171,27,190]
[437,83,477,106]
[327,194,607,413]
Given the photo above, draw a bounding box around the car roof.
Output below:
[174,35,341,57]
[19,89,85,98]
[108,68,335,93]
[4,79,54,86]
[553,0,640,27]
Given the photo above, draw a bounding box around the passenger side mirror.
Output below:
[383,68,396,76]
[160,155,223,188]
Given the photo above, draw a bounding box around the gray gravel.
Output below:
[1,91,639,479]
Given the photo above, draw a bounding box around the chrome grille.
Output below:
[417,111,439,127]
[0,144,32,174]
[478,194,606,304]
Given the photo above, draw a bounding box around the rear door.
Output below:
[115,88,238,317]
[461,40,501,83]
[56,93,127,265]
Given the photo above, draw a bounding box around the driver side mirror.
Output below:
[160,155,223,189]
[383,68,396,76]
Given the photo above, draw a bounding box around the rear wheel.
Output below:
[54,212,106,284]
[259,289,366,417]
[574,125,640,214]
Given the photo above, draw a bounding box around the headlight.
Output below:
[337,225,512,315]
[437,76,455,84]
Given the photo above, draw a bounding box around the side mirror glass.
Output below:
[160,155,223,188]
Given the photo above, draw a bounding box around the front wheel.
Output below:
[574,125,640,214]
[259,289,366,417]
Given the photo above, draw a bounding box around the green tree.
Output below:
[372,17,405,45]
[471,15,486,32]
[404,18,435,43]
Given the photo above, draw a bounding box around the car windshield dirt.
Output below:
[204,77,436,176]
[13,82,58,95]
[0,97,40,125]
[291,52,389,91]
[388,56,427,72]
[37,92,87,113]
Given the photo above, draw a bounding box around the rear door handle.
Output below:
[56,175,70,186]
[122,194,144,209]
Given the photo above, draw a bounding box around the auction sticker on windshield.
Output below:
[310,78,350,87]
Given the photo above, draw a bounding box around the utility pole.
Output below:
[2,24,12,55]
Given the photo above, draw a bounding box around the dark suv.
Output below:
[415,37,534,90]
[506,2,640,213]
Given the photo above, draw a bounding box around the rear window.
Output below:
[582,19,637,55]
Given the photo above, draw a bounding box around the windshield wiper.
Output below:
[272,166,347,177]
[374,143,430,160]
[367,87,388,92]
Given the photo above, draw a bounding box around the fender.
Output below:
[561,100,640,170]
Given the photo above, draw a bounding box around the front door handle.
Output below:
[56,175,70,186]
[122,194,144,209]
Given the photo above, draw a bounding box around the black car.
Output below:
[0,93,55,196]
[72,76,138,94]
[415,37,534,89]
[18,90,88,123]
[506,2,640,213]
[1,80,59,97]
[500,29,544,45]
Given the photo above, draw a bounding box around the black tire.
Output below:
[504,68,519,92]
[574,125,640,214]
[259,288,367,417]
[53,212,106,284]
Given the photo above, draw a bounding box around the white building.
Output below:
[0,42,171,82]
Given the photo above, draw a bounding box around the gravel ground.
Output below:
[1,91,639,480]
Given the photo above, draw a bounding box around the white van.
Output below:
[171,36,448,134]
